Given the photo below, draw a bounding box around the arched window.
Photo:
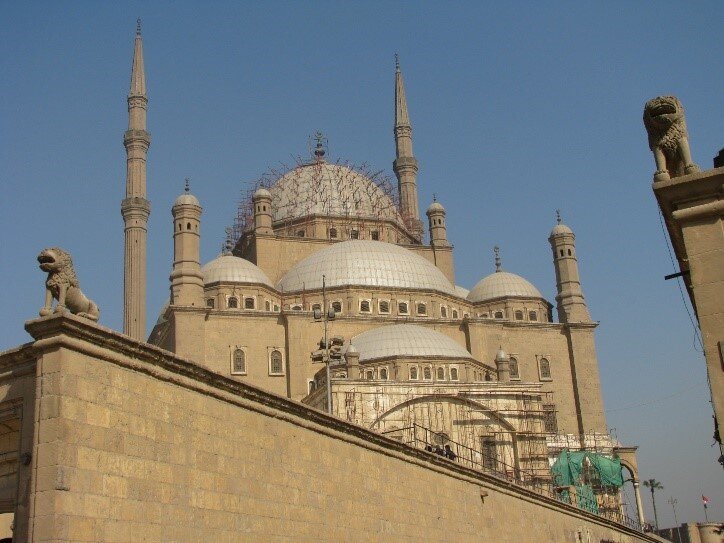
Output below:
[423,367,432,380]
[359,300,371,313]
[398,302,409,315]
[436,367,445,380]
[273,304,280,312]
[417,303,427,315]
[331,301,342,314]
[379,300,390,314]
[509,357,520,379]
[291,305,302,311]
[265,300,271,311]
[539,358,551,380]
[494,311,504,319]
[311,303,322,312]
[187,222,191,230]
[206,298,215,309]
[350,230,359,239]
[329,228,338,239]
[227,297,238,309]
[485,372,492,381]
[365,370,374,380]
[232,349,245,374]
[560,249,564,257]
[380,368,388,380]
[244,297,255,309]
[450,367,459,381]
[567,249,572,256]
[308,381,316,394]
[371,231,379,240]
[514,310,524,320]
[452,309,458,319]
[528,311,537,322]
[440,306,447,318]
[409,366,418,380]
[270,350,283,375]
[296,230,305,237]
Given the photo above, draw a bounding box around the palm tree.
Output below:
[643,479,664,530]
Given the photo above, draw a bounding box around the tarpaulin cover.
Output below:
[551,450,624,488]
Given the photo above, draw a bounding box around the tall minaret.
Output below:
[393,55,422,241]
[121,19,151,340]
[549,211,591,323]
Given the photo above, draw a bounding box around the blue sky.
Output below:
[2,1,722,526]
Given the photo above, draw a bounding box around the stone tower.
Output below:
[121,20,151,340]
[253,188,273,235]
[170,181,204,307]
[549,212,591,323]
[393,55,422,241]
[426,199,449,247]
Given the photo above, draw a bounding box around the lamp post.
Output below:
[667,497,678,527]
[314,275,336,414]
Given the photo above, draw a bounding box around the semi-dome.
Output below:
[277,240,456,295]
[268,162,403,224]
[347,324,473,362]
[454,285,470,299]
[202,255,274,287]
[467,271,544,303]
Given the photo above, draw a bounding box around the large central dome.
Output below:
[269,161,403,224]
[277,240,457,295]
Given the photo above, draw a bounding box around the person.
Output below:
[444,444,457,461]
[434,445,444,456]
[425,444,433,452]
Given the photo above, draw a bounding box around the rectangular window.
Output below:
[398,302,409,315]
[378,300,390,314]
[359,300,371,313]
[371,231,379,240]
[543,404,558,433]
[482,438,497,471]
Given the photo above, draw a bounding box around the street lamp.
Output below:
[313,275,336,414]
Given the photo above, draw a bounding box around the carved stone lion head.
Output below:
[643,96,684,133]
[37,247,73,273]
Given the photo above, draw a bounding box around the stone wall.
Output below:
[1,314,657,542]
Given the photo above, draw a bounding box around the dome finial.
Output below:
[395,53,400,73]
[184,178,190,193]
[136,18,142,36]
[556,209,561,224]
[223,227,233,256]
[432,193,437,202]
[494,246,502,272]
[311,131,326,160]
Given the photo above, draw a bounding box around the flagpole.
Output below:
[703,502,708,523]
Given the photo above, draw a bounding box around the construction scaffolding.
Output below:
[230,152,423,249]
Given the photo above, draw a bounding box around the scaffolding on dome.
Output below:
[230,154,423,247]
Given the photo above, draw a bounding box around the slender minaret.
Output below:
[393,55,421,240]
[170,180,204,307]
[121,19,151,339]
[549,211,591,323]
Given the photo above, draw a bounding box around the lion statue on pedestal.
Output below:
[643,95,700,181]
[38,247,99,321]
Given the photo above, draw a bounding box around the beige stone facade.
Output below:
[0,314,658,542]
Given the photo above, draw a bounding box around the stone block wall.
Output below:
[1,314,658,542]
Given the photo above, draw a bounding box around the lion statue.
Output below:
[643,95,700,180]
[38,247,99,321]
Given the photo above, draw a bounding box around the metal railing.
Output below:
[381,423,642,531]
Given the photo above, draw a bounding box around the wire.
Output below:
[656,208,703,353]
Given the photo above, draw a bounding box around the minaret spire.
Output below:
[121,21,152,340]
[393,54,422,241]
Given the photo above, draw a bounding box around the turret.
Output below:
[345,343,361,380]
[170,180,204,307]
[121,19,151,340]
[426,198,449,247]
[549,211,591,323]
[495,347,510,383]
[253,188,273,235]
[393,55,422,241]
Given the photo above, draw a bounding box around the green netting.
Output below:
[551,450,624,488]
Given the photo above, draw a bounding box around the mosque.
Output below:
[115,25,644,522]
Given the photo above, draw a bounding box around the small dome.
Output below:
[347,324,473,362]
[495,348,508,361]
[550,223,573,236]
[277,240,456,295]
[426,201,445,214]
[253,188,272,199]
[468,271,544,303]
[202,255,273,287]
[173,192,200,207]
[346,343,359,355]
[454,285,470,299]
